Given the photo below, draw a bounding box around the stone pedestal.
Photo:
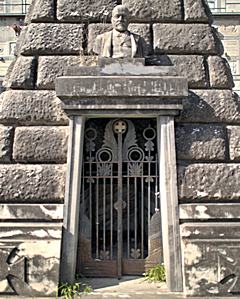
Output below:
[56,58,188,292]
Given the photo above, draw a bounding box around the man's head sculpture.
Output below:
[111,5,130,33]
[93,5,147,58]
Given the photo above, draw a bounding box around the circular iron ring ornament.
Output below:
[143,126,156,141]
[128,147,145,162]
[96,148,113,162]
[85,127,97,141]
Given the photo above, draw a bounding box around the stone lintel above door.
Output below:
[55,58,188,117]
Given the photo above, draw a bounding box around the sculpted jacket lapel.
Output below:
[102,31,113,57]
[130,33,138,57]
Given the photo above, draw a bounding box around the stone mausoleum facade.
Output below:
[0,0,240,297]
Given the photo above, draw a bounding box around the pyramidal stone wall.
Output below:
[0,0,240,297]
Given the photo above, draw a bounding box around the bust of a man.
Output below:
[93,5,146,58]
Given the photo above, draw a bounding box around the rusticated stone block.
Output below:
[88,23,151,55]
[182,222,240,239]
[128,24,152,55]
[13,126,68,163]
[3,56,36,89]
[153,24,219,54]
[20,23,84,55]
[2,59,16,88]
[24,0,54,24]
[0,90,68,125]
[178,90,240,124]
[176,124,226,161]
[208,56,234,89]
[181,223,240,295]
[0,224,62,296]
[184,0,212,23]
[227,126,240,161]
[0,126,13,162]
[37,56,80,89]
[146,55,207,88]
[0,165,65,202]
[178,163,240,200]
[57,0,117,22]
[180,203,240,220]
[0,204,63,220]
[122,0,182,22]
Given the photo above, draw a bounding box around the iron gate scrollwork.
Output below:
[78,118,161,277]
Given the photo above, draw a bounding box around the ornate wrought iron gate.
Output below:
[78,118,162,277]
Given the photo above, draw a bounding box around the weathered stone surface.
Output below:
[122,0,182,22]
[20,23,84,55]
[146,55,208,88]
[178,90,240,124]
[57,0,117,22]
[24,0,54,24]
[128,24,152,55]
[79,55,99,66]
[88,23,151,55]
[153,24,219,54]
[0,224,61,296]
[0,204,64,220]
[0,90,68,125]
[208,56,234,88]
[176,124,226,161]
[2,59,16,89]
[180,203,240,219]
[182,222,240,239]
[227,126,240,161]
[67,58,178,77]
[13,126,68,163]
[56,76,188,98]
[178,163,240,200]
[181,224,240,295]
[3,56,36,89]
[0,223,62,240]
[37,56,80,89]
[184,0,212,23]
[0,165,65,202]
[0,126,13,162]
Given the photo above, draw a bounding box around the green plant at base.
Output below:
[57,281,92,299]
[144,264,166,283]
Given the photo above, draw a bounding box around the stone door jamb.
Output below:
[60,114,183,292]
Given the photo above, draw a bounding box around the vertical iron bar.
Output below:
[155,155,158,210]
[141,174,144,259]
[110,165,113,260]
[134,176,137,251]
[103,178,106,255]
[89,158,92,242]
[96,176,99,259]
[117,133,123,279]
[148,159,151,253]
[127,166,130,259]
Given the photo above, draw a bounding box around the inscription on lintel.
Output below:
[57,76,188,98]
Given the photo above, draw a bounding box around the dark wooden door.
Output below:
[77,119,163,278]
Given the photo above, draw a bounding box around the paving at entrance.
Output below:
[2,277,240,299]
[78,277,239,299]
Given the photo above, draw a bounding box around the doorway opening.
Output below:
[77,118,163,278]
